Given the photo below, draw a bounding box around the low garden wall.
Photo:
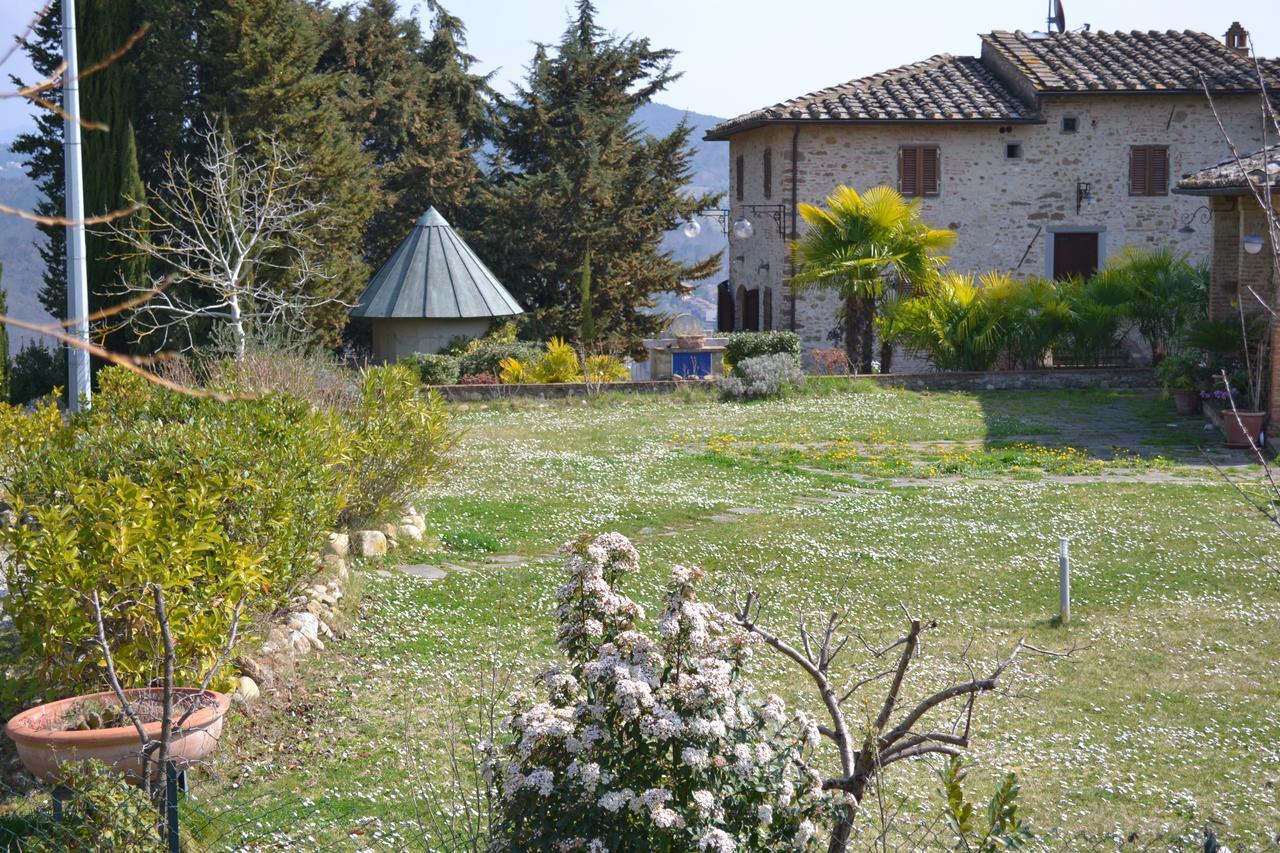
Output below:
[432,368,1157,401]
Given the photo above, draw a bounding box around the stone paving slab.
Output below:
[398,564,448,581]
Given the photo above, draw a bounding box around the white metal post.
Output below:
[62,0,91,410]
[1058,537,1071,626]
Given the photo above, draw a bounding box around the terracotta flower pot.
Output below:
[1171,388,1201,416]
[1221,410,1266,449]
[4,688,230,784]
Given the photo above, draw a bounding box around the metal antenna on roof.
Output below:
[1047,0,1066,33]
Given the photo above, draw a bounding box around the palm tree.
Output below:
[790,185,955,373]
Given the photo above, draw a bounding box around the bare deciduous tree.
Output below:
[1198,40,1280,550]
[732,594,1079,852]
[110,126,338,361]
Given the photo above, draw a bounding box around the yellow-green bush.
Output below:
[584,354,629,382]
[495,340,628,385]
[337,364,457,526]
[0,363,456,702]
[531,337,582,383]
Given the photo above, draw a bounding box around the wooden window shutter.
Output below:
[900,147,919,196]
[735,154,744,201]
[921,147,939,196]
[763,147,773,199]
[1129,145,1168,196]
[899,146,938,197]
[1149,147,1168,195]
[1129,146,1148,195]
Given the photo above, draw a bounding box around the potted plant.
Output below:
[1154,354,1206,415]
[5,688,231,784]
[1187,315,1271,449]
[1218,369,1268,449]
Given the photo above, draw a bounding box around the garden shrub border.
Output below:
[431,367,1157,401]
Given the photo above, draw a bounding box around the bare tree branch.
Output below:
[109,124,342,361]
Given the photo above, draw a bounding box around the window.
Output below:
[735,154,744,201]
[899,146,939,197]
[1129,145,1169,196]
[762,147,773,199]
[1005,142,1023,160]
[1061,116,1079,133]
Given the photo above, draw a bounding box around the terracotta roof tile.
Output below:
[1176,147,1280,192]
[705,55,1038,140]
[706,29,1278,141]
[980,29,1271,93]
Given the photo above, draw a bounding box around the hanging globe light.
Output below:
[731,215,754,240]
[682,217,702,239]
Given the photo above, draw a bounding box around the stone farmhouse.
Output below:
[704,23,1277,364]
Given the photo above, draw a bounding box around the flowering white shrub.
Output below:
[486,533,833,850]
[717,354,806,400]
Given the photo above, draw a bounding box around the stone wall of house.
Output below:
[726,93,1266,362]
[1208,193,1278,322]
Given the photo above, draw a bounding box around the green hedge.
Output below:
[725,332,801,374]
[401,352,461,385]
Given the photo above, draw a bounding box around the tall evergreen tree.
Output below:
[80,0,149,350]
[10,3,67,319]
[319,0,491,266]
[481,1,719,351]
[200,0,378,345]
[0,265,9,403]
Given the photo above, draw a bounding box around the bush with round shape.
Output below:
[337,363,457,527]
[716,353,806,400]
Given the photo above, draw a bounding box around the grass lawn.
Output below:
[194,384,1280,849]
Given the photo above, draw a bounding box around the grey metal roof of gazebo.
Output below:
[350,208,523,320]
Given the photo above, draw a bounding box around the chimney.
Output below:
[1224,22,1250,54]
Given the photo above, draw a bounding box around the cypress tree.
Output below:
[80,0,149,351]
[481,1,720,352]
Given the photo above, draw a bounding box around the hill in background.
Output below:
[0,145,50,349]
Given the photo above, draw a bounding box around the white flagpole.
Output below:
[62,0,91,410]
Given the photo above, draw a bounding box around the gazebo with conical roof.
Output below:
[351,207,523,361]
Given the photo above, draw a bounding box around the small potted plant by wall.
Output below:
[1216,369,1268,449]
[1154,354,1205,415]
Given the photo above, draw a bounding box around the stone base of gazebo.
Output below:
[370,317,492,362]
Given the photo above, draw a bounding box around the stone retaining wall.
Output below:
[432,368,1156,402]
[232,506,429,704]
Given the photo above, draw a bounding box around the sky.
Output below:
[2,0,1278,137]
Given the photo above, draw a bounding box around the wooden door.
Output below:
[717,281,734,332]
[742,288,760,331]
[1052,232,1099,280]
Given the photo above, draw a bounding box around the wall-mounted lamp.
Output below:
[1244,235,1266,255]
[1178,205,1211,234]
[1075,181,1095,215]
[685,205,786,240]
